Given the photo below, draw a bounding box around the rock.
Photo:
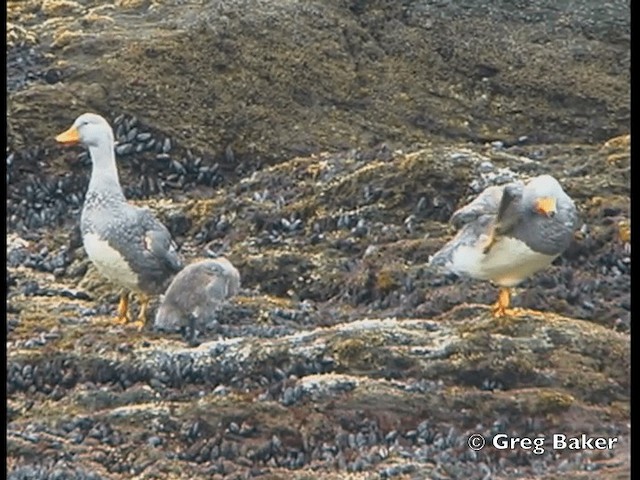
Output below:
[6,0,629,477]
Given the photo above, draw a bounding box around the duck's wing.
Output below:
[450,184,509,228]
[493,183,525,235]
[431,182,524,271]
[136,208,184,273]
[428,214,494,271]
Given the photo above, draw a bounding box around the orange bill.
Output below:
[534,196,557,217]
[55,126,80,145]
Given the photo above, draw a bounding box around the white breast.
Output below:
[450,235,557,287]
[83,232,140,290]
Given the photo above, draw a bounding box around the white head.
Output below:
[55,113,114,149]
[522,175,567,218]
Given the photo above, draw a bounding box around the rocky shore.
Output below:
[7,1,629,478]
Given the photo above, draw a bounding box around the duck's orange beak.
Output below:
[55,126,80,145]
[534,197,557,217]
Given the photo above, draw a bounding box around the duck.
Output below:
[154,257,240,344]
[56,113,183,330]
[429,174,578,317]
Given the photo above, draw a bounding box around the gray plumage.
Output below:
[429,174,578,288]
[58,113,183,299]
[154,257,241,339]
[81,197,183,294]
[449,183,520,229]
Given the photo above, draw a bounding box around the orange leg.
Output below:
[115,292,131,324]
[491,290,552,321]
[491,288,511,318]
[129,293,150,332]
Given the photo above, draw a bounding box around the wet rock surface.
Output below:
[7,0,629,479]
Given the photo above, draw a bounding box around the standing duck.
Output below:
[56,113,183,329]
[429,174,578,317]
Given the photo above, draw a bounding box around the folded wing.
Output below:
[138,208,183,273]
[450,181,523,229]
